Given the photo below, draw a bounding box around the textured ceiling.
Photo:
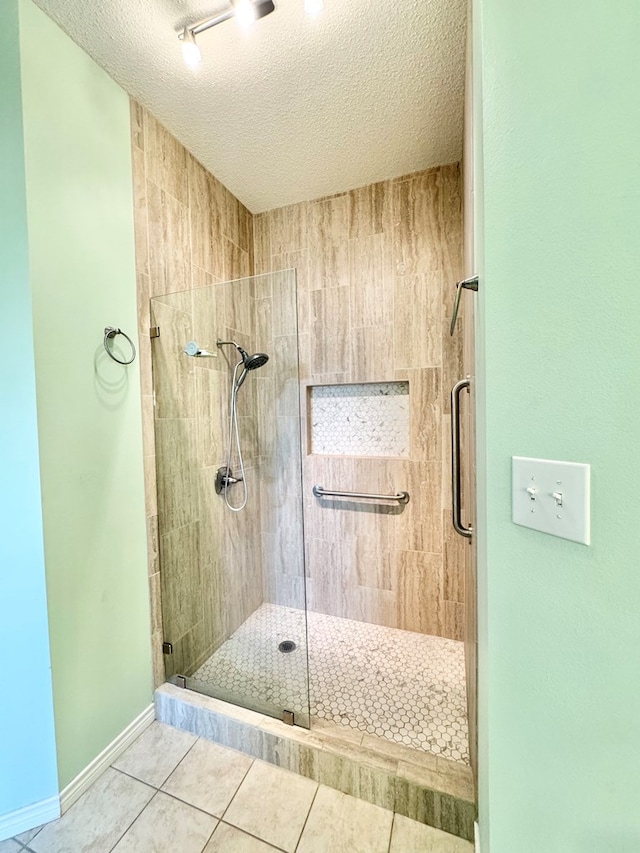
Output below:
[34,0,466,212]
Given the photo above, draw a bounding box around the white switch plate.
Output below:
[512,457,591,545]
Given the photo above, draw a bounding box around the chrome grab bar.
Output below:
[451,378,473,539]
[313,485,410,505]
[449,275,478,336]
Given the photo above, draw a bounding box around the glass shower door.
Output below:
[150,270,310,727]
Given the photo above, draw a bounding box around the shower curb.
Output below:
[155,683,475,841]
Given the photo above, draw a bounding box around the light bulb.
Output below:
[181,29,201,67]
[305,0,323,16]
[235,0,257,27]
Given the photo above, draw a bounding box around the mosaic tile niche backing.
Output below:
[310,382,410,457]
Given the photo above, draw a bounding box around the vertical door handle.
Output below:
[451,378,473,539]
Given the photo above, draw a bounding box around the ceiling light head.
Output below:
[181,28,201,67]
[304,0,324,15]
[234,0,257,28]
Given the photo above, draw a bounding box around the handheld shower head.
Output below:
[234,351,269,389]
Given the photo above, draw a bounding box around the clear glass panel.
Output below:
[150,271,310,727]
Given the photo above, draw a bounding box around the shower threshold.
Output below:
[192,603,469,766]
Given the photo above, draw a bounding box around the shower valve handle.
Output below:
[215,466,243,494]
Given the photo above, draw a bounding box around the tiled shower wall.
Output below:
[130,102,255,685]
[254,167,466,640]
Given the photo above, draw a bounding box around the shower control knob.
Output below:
[215,466,243,494]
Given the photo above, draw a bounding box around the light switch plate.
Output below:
[512,457,591,545]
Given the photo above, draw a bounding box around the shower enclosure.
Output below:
[150,269,310,726]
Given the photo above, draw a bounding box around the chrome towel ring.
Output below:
[104,326,136,365]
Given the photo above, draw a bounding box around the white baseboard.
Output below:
[475,820,481,852]
[60,703,155,813]
[0,795,60,842]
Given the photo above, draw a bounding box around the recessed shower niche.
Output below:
[309,382,410,457]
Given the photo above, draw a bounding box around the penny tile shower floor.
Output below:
[193,604,469,764]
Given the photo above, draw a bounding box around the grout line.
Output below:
[105,788,160,853]
[217,819,289,853]
[387,811,396,853]
[217,755,256,822]
[292,784,320,853]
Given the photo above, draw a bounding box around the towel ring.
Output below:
[104,326,136,365]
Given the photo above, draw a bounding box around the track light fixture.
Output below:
[178,0,276,66]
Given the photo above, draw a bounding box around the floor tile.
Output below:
[30,768,154,853]
[14,826,42,845]
[296,785,393,853]
[0,840,22,853]
[162,738,252,817]
[389,813,474,852]
[111,791,217,853]
[112,721,197,787]
[204,821,282,852]
[223,760,317,853]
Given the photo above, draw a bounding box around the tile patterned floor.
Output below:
[193,604,469,764]
[7,722,473,853]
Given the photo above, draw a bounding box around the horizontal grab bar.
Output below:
[312,485,410,505]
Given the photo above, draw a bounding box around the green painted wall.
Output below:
[19,0,152,788]
[0,0,59,822]
[474,0,640,850]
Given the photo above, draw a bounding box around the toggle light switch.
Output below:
[512,457,591,545]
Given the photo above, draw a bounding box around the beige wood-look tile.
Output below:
[151,629,165,687]
[224,238,251,282]
[220,276,255,337]
[440,224,464,317]
[392,173,442,275]
[308,239,349,290]
[396,550,443,635]
[221,186,240,246]
[144,113,189,206]
[149,302,195,422]
[389,814,473,853]
[137,328,153,396]
[112,722,196,788]
[188,158,219,278]
[392,460,442,554]
[348,324,395,383]
[223,761,317,853]
[441,319,464,414]
[159,521,203,641]
[130,99,145,150]
[435,757,474,801]
[270,202,308,254]
[443,510,466,604]
[272,271,298,338]
[146,514,159,575]
[131,146,149,278]
[161,738,253,817]
[308,194,349,245]
[204,821,281,852]
[349,233,394,328]
[348,587,398,629]
[394,272,442,369]
[443,601,464,641]
[310,287,350,374]
[439,163,463,227]
[112,791,217,853]
[253,214,271,275]
[348,181,390,239]
[149,572,162,635]
[297,785,393,853]
[255,296,273,356]
[143,454,157,519]
[147,180,191,295]
[196,368,225,469]
[141,393,155,458]
[401,368,442,461]
[30,768,153,853]
[136,270,151,334]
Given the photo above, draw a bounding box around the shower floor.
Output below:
[193,603,469,764]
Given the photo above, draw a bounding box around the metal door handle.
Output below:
[449,275,478,336]
[451,378,473,539]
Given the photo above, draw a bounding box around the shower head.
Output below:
[244,352,269,370]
